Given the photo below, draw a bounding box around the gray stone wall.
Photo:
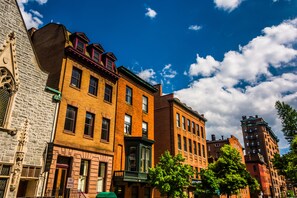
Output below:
[0,0,56,197]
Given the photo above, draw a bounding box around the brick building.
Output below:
[206,134,250,198]
[31,23,119,197]
[153,84,207,198]
[0,0,57,197]
[112,66,157,198]
[241,115,286,198]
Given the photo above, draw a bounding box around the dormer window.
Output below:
[76,40,85,53]
[93,50,100,62]
[106,59,113,70]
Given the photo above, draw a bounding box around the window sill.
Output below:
[87,93,98,98]
[100,139,110,144]
[0,127,17,136]
[83,135,94,140]
[69,84,81,91]
[63,130,75,136]
[103,100,112,105]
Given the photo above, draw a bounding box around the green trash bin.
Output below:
[96,192,117,198]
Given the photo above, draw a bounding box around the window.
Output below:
[142,96,148,113]
[0,163,11,196]
[0,68,15,127]
[104,84,112,102]
[93,50,100,62]
[144,188,151,198]
[196,124,200,136]
[202,145,206,157]
[78,160,89,193]
[192,122,195,134]
[193,141,197,155]
[126,86,132,104]
[128,147,137,171]
[201,126,204,138]
[132,186,139,198]
[178,134,181,150]
[106,59,113,70]
[215,143,220,147]
[187,119,191,131]
[140,147,151,172]
[176,113,180,127]
[101,118,110,142]
[84,112,94,137]
[71,67,82,88]
[189,139,192,153]
[183,137,187,152]
[198,143,201,156]
[195,167,198,178]
[76,40,85,52]
[89,76,98,96]
[97,162,107,193]
[253,165,257,172]
[124,115,132,135]
[142,122,148,138]
[182,116,186,130]
[64,105,77,132]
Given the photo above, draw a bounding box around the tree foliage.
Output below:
[195,145,259,197]
[275,101,297,142]
[148,151,194,198]
[273,101,297,184]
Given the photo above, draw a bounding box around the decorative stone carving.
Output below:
[10,119,28,191]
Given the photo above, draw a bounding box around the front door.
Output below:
[52,166,68,198]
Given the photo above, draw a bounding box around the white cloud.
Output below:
[189,25,202,31]
[17,0,47,29]
[145,7,157,19]
[214,0,243,12]
[176,18,297,153]
[189,54,220,77]
[29,9,43,18]
[137,69,157,85]
[161,64,177,84]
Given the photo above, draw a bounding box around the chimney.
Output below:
[255,115,258,118]
[154,84,162,96]
[211,134,216,141]
[221,135,224,140]
[242,115,246,120]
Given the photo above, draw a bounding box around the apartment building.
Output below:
[112,66,157,198]
[154,84,208,197]
[31,23,119,197]
[241,115,286,198]
[207,134,250,198]
[0,1,57,197]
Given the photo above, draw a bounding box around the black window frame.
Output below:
[88,76,98,96]
[64,105,77,133]
[142,96,148,113]
[84,112,95,138]
[104,84,113,103]
[71,67,82,88]
[126,86,132,105]
[101,118,110,142]
[124,114,132,135]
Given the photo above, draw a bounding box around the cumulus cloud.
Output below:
[137,68,157,85]
[214,0,243,12]
[176,18,297,153]
[189,25,202,31]
[145,7,157,19]
[17,0,47,29]
[161,64,177,84]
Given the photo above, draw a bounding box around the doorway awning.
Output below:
[96,192,117,198]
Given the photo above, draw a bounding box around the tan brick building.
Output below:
[112,66,157,198]
[31,23,119,197]
[207,134,250,198]
[241,115,286,198]
[154,84,208,198]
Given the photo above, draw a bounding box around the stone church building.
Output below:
[0,0,57,197]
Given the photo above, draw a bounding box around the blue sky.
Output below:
[19,0,297,154]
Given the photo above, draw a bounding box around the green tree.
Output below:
[275,101,297,142]
[273,101,297,184]
[195,145,259,198]
[148,151,194,198]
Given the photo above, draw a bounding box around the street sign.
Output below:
[66,177,74,189]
